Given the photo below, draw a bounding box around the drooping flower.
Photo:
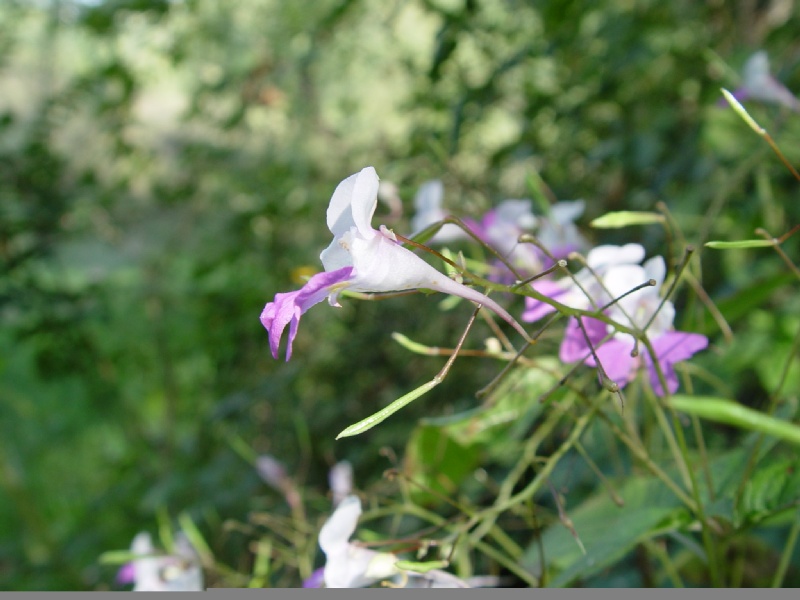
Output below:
[121,532,204,592]
[261,167,528,360]
[555,253,707,396]
[725,51,800,111]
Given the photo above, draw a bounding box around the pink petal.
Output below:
[645,331,708,396]
[260,267,353,361]
[592,338,636,389]
[558,316,607,363]
[326,168,379,239]
[522,280,570,322]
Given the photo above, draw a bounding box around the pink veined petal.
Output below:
[260,267,353,361]
[521,280,570,322]
[592,338,637,389]
[644,331,708,396]
[650,331,709,363]
[558,316,607,363]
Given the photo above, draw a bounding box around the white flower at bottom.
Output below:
[129,532,203,592]
[319,495,398,588]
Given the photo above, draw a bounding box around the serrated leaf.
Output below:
[590,211,664,229]
[704,240,774,249]
[737,458,800,527]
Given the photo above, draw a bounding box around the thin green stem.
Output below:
[772,508,800,588]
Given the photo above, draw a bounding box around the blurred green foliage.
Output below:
[1,0,799,589]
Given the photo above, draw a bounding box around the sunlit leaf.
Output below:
[705,240,774,249]
[336,380,439,439]
[395,560,450,574]
[590,211,664,229]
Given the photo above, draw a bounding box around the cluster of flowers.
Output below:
[117,455,497,590]
[261,166,707,398]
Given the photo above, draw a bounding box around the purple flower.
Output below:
[464,199,585,279]
[261,167,528,360]
[548,252,707,396]
[522,243,645,322]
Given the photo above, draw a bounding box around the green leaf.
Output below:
[669,396,800,446]
[704,239,774,249]
[522,447,752,586]
[737,458,800,527]
[336,380,439,439]
[395,560,450,574]
[590,211,664,229]
[404,425,480,505]
[98,550,142,565]
[522,474,687,587]
[422,362,555,459]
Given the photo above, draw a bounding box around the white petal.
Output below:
[743,51,770,90]
[131,533,161,592]
[326,167,379,239]
[319,495,361,555]
[325,546,396,588]
[587,243,645,269]
[642,256,665,289]
[351,167,380,238]
[603,264,648,302]
[329,461,354,506]
[495,199,537,229]
[320,229,356,272]
[549,199,585,225]
[413,180,444,213]
[326,172,358,237]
